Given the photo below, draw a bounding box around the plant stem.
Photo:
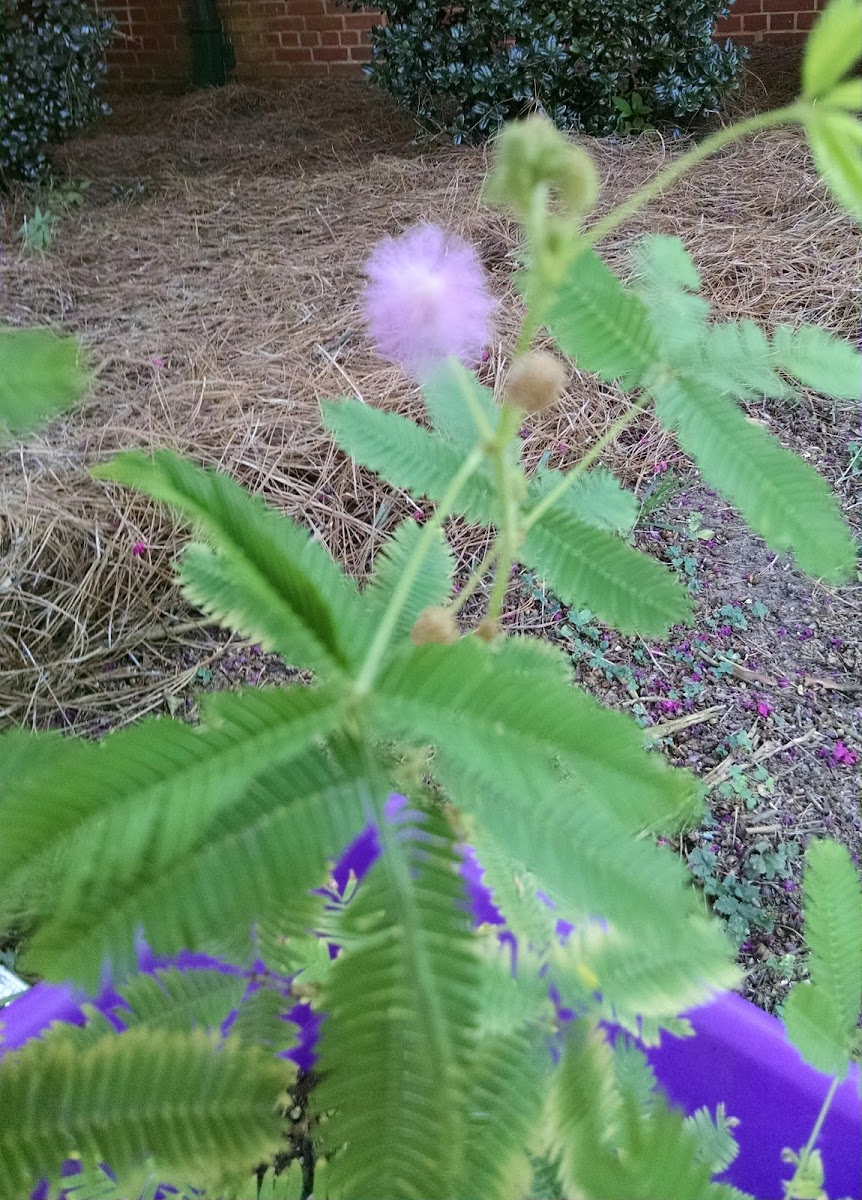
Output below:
[513,102,803,356]
[786,1075,840,1198]
[448,543,500,616]
[522,394,650,533]
[353,447,484,696]
[583,103,803,252]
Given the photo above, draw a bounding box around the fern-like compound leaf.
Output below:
[360,517,455,647]
[545,249,661,386]
[93,450,361,676]
[106,967,248,1036]
[805,108,862,224]
[422,358,499,443]
[315,808,480,1200]
[628,235,711,354]
[528,466,638,535]
[772,324,862,401]
[0,327,89,439]
[321,397,497,524]
[653,377,857,583]
[374,638,701,839]
[549,1020,718,1200]
[0,1027,288,1197]
[782,838,862,1077]
[21,738,377,986]
[697,321,790,400]
[522,502,692,635]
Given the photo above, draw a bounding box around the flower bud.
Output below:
[411,606,460,646]
[475,617,502,642]
[505,351,568,414]
[485,116,599,220]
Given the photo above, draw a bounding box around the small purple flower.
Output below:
[832,741,858,766]
[756,700,772,718]
[131,541,147,557]
[363,224,495,377]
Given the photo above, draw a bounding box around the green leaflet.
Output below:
[360,517,455,647]
[0,1026,288,1197]
[227,985,297,1053]
[548,920,738,1022]
[772,324,862,401]
[782,839,862,1077]
[801,0,862,98]
[652,377,857,583]
[315,808,480,1200]
[823,77,862,111]
[93,451,361,676]
[459,1027,547,1200]
[684,1105,741,1174]
[21,738,376,985]
[548,1020,718,1200]
[0,327,89,439]
[421,357,499,442]
[545,248,660,386]
[805,108,862,224]
[374,638,701,837]
[698,321,790,400]
[528,466,638,535]
[321,397,498,524]
[522,502,692,635]
[628,235,711,354]
[0,684,343,883]
[103,968,248,1036]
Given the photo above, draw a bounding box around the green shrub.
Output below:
[0,0,114,185]
[347,0,745,142]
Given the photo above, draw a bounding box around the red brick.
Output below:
[342,12,379,29]
[312,44,351,60]
[271,44,313,60]
[286,0,328,13]
[742,13,768,29]
[761,0,800,9]
[795,9,819,26]
[318,29,343,44]
[338,29,361,44]
[727,0,762,11]
[768,11,797,28]
[348,44,372,59]
[715,15,743,32]
[300,14,347,30]
[298,29,321,45]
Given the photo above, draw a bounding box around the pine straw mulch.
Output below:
[1,61,858,733]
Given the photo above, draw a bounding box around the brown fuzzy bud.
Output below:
[505,351,568,414]
[475,617,502,642]
[411,606,460,646]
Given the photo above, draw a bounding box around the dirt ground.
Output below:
[1,54,859,1010]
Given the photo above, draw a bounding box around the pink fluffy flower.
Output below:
[363,223,495,378]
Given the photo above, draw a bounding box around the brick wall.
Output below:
[100,1,821,89]
[715,0,824,44]
[100,1,376,86]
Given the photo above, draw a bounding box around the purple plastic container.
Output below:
[2,805,859,1200]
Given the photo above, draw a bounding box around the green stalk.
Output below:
[785,1075,840,1199]
[448,543,500,617]
[515,102,804,356]
[353,447,485,695]
[522,395,650,533]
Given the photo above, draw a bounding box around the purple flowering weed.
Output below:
[363,223,495,377]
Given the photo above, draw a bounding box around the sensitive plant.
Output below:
[343,0,745,143]
[1,2,862,1197]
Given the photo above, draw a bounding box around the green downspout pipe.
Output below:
[187,0,235,89]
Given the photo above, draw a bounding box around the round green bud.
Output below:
[484,116,600,220]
